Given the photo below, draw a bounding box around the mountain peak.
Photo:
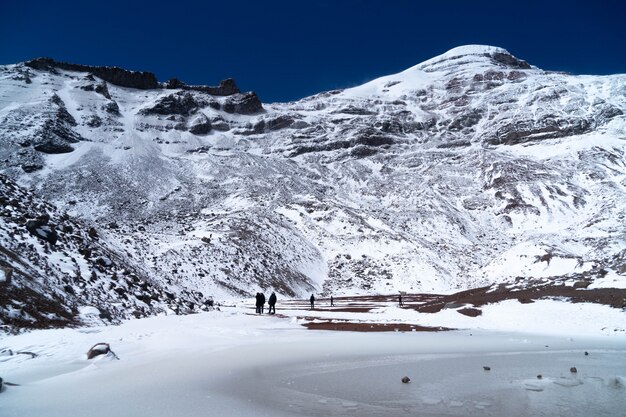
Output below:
[416,44,532,72]
[440,44,511,57]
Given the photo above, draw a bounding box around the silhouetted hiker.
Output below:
[268,292,277,314]
[330,296,334,306]
[310,294,315,310]
[260,292,266,314]
[255,293,262,314]
[398,293,404,307]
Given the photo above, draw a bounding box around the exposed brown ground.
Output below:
[285,280,626,332]
[410,284,626,313]
[302,321,451,332]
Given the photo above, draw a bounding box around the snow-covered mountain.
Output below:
[1,45,625,329]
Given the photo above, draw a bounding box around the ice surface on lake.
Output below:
[1,309,624,417]
[222,350,626,416]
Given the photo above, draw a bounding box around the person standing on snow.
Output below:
[268,292,277,314]
[260,292,266,314]
[310,294,315,310]
[255,293,262,314]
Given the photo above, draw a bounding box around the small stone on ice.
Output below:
[401,376,411,383]
[483,366,491,371]
[570,367,577,373]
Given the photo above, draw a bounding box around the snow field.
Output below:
[1,297,625,416]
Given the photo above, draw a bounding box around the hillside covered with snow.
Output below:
[1,45,625,330]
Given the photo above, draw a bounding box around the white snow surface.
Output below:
[1,299,625,416]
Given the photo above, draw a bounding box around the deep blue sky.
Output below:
[1,0,625,102]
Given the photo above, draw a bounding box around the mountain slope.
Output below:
[1,45,625,330]
[0,174,211,331]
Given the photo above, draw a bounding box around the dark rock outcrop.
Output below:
[25,57,159,89]
[166,77,240,96]
[290,131,395,157]
[25,95,83,155]
[140,92,205,116]
[491,52,532,69]
[102,101,121,115]
[165,77,186,89]
[95,81,112,99]
[267,115,295,131]
[223,92,263,115]
[487,117,593,145]
[210,117,230,131]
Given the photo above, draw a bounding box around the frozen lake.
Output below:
[223,350,625,416]
[1,311,625,417]
[215,333,626,417]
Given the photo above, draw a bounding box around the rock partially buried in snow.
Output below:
[401,376,411,383]
[570,367,578,373]
[0,377,19,392]
[483,366,491,371]
[86,343,119,360]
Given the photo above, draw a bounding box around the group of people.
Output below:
[255,292,277,314]
[310,294,334,309]
[256,292,405,313]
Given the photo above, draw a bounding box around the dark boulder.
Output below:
[189,113,212,135]
[86,343,118,360]
[21,164,44,173]
[26,216,58,245]
[34,142,74,154]
[457,307,482,317]
[0,267,12,286]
